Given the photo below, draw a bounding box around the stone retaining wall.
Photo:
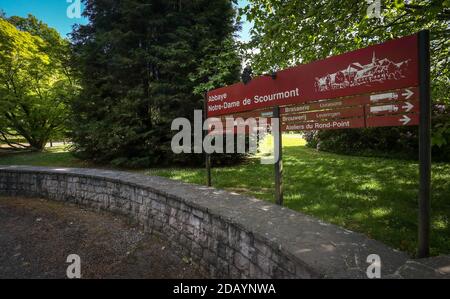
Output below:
[1,166,444,279]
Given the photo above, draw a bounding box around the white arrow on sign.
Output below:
[402,89,414,100]
[400,115,411,125]
[402,101,414,112]
[370,92,399,102]
[370,105,399,113]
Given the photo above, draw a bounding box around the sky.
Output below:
[0,0,252,41]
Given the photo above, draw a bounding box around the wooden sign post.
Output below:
[418,30,431,258]
[204,93,212,187]
[273,106,283,206]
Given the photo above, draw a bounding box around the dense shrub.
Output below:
[305,104,450,162]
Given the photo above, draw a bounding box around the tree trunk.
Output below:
[28,138,47,152]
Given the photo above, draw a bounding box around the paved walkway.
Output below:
[0,197,207,279]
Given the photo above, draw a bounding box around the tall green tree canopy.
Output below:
[0,15,75,150]
[241,0,450,160]
[71,0,241,167]
[241,0,449,99]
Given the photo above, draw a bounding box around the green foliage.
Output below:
[431,104,450,161]
[2,137,448,255]
[0,145,89,168]
[304,127,419,160]
[240,0,450,159]
[0,16,76,151]
[71,0,241,167]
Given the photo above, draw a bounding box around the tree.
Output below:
[71,0,241,167]
[0,16,75,151]
[241,0,450,160]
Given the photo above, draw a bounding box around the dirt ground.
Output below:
[0,197,207,279]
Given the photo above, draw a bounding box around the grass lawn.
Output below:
[0,137,449,256]
[0,146,92,168]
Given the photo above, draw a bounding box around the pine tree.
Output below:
[71,0,240,167]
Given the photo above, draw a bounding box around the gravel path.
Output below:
[0,197,207,279]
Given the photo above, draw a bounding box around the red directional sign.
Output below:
[278,85,420,131]
[280,87,418,115]
[212,86,420,133]
[367,114,419,128]
[282,106,364,123]
[207,34,419,117]
[282,118,366,132]
[367,100,419,116]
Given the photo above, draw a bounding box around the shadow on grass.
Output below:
[148,146,450,256]
[0,142,448,256]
